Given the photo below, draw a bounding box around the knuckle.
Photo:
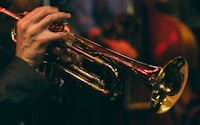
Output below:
[16,21,27,31]
[34,6,59,13]
[27,27,37,37]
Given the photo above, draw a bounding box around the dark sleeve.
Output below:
[0,57,50,125]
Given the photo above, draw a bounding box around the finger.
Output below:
[16,6,61,34]
[21,6,61,24]
[24,12,71,41]
[39,31,73,43]
[36,12,71,30]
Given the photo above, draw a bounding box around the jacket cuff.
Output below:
[0,57,50,104]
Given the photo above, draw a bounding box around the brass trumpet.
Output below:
[0,7,188,114]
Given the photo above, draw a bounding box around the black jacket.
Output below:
[0,57,76,125]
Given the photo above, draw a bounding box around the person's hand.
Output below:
[15,6,71,68]
[103,38,138,59]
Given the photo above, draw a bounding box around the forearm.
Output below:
[0,57,50,124]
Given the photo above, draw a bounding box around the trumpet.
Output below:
[0,7,188,114]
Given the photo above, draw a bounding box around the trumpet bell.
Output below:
[151,56,188,114]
